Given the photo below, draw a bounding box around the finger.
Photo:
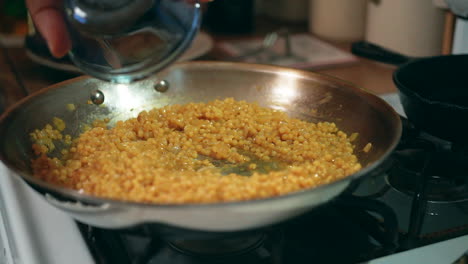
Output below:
[26,0,71,58]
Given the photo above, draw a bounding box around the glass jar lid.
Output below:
[64,0,201,83]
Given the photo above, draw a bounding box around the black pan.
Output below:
[352,41,468,145]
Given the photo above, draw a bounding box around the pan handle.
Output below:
[351,41,412,66]
[44,193,113,213]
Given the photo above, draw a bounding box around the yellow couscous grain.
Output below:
[30,98,362,204]
[66,104,76,111]
[363,143,372,153]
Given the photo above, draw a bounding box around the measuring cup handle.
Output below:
[351,41,412,66]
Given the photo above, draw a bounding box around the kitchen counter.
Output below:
[316,47,397,95]
[0,28,398,110]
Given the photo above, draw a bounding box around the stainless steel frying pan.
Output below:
[0,62,401,233]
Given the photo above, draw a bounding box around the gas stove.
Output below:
[1,93,467,264]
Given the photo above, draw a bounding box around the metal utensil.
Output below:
[230,28,306,63]
[0,61,401,236]
[230,31,279,61]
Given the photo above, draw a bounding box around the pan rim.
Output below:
[0,61,402,210]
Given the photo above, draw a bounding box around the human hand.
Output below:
[26,0,71,58]
[26,0,212,58]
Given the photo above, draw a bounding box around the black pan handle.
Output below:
[351,41,412,66]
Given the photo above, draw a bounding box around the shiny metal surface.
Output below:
[154,79,170,92]
[90,90,105,105]
[0,61,401,232]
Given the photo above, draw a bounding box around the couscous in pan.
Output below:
[0,62,401,236]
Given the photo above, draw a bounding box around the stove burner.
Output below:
[388,150,468,202]
[148,232,279,264]
[77,197,400,264]
[169,233,266,257]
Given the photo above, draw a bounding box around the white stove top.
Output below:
[0,164,93,264]
[0,93,466,264]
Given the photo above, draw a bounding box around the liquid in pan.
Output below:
[30,98,362,204]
